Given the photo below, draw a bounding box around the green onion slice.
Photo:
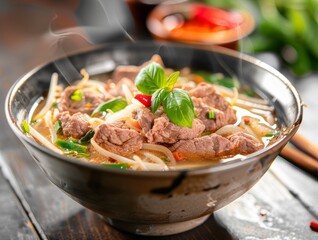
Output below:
[101,163,129,169]
[207,110,215,119]
[70,89,83,101]
[55,139,87,153]
[79,130,95,144]
[21,120,30,134]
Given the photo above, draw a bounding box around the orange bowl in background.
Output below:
[147,3,255,49]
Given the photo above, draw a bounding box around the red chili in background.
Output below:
[190,5,243,29]
[310,221,318,232]
[134,94,152,107]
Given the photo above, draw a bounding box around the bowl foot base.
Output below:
[104,214,210,236]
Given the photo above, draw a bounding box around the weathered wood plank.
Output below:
[215,167,318,240]
[0,165,38,240]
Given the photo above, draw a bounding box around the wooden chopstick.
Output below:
[280,145,318,174]
[290,133,318,160]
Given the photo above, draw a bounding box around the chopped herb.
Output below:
[70,89,83,101]
[162,157,170,163]
[264,133,277,137]
[243,118,250,125]
[69,137,79,143]
[55,139,87,153]
[207,110,215,119]
[243,90,255,97]
[77,152,91,158]
[91,97,128,117]
[202,131,211,136]
[21,120,30,134]
[101,163,129,169]
[194,72,238,89]
[54,120,62,134]
[51,103,58,108]
[79,130,95,144]
[31,119,40,124]
[64,150,90,158]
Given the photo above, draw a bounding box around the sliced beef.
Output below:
[170,133,233,160]
[58,86,106,115]
[135,107,156,134]
[145,114,205,144]
[170,132,263,161]
[190,82,237,128]
[192,97,228,132]
[112,55,164,82]
[227,132,263,154]
[189,82,216,98]
[56,111,91,139]
[93,123,143,157]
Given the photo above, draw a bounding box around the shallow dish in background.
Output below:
[5,42,302,236]
[147,3,255,49]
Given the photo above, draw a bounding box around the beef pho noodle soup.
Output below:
[21,55,280,171]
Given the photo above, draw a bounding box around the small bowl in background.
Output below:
[147,3,255,49]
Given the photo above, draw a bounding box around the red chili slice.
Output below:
[310,221,318,232]
[134,94,152,107]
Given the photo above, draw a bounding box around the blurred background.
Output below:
[2,0,318,77]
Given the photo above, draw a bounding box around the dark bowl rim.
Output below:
[5,41,303,177]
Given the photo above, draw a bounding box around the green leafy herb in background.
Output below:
[195,0,318,76]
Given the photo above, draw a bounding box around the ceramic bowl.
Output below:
[147,3,255,49]
[5,42,302,236]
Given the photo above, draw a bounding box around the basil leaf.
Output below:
[91,97,128,117]
[163,89,195,128]
[135,63,166,95]
[70,89,83,101]
[151,88,169,113]
[165,71,180,91]
[21,120,30,134]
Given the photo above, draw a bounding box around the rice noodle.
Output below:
[44,110,57,143]
[142,143,176,165]
[83,80,108,96]
[105,103,140,124]
[233,98,274,111]
[121,83,133,104]
[214,85,270,105]
[89,118,105,129]
[35,73,59,118]
[215,125,244,137]
[141,151,169,170]
[91,139,166,170]
[76,69,89,88]
[240,124,262,143]
[91,139,137,166]
[133,155,148,170]
[28,124,63,154]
